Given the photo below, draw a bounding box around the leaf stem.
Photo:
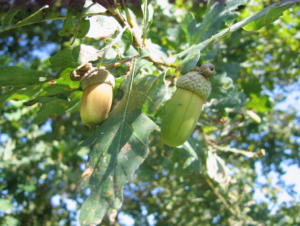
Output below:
[214,145,255,158]
[122,0,134,27]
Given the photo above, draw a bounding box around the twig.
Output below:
[103,58,131,69]
[214,145,257,158]
[0,11,111,34]
[106,6,166,71]
[205,177,238,217]
[0,4,200,72]
[203,131,241,145]
[121,0,134,27]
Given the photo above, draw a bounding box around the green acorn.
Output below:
[80,69,115,128]
[161,63,215,147]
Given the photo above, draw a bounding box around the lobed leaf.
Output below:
[246,94,274,113]
[72,44,100,64]
[49,49,79,69]
[208,72,235,100]
[208,73,246,114]
[181,0,249,46]
[0,66,50,86]
[32,91,82,124]
[58,4,90,40]
[177,0,297,59]
[177,46,201,74]
[85,2,120,39]
[0,66,51,112]
[240,77,262,97]
[169,136,203,176]
[243,0,298,31]
[115,28,133,56]
[76,58,168,225]
[7,84,45,102]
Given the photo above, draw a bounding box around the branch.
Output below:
[205,177,239,217]
[103,58,131,69]
[0,4,188,72]
[203,131,241,146]
[214,145,256,158]
[0,10,111,34]
[0,4,193,72]
[106,6,166,70]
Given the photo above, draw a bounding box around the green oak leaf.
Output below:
[58,6,90,39]
[33,91,82,124]
[246,94,274,113]
[72,44,100,64]
[0,66,50,86]
[0,66,51,112]
[169,136,203,176]
[208,72,235,100]
[181,0,249,45]
[177,46,201,75]
[76,58,167,225]
[6,67,81,121]
[7,83,44,102]
[240,77,262,97]
[49,49,79,69]
[243,0,297,31]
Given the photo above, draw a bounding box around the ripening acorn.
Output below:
[80,69,115,128]
[161,63,215,147]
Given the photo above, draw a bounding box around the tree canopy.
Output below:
[1,0,300,225]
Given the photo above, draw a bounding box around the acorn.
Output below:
[161,63,215,147]
[80,69,115,128]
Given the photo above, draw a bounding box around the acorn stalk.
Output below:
[80,69,115,128]
[161,63,215,147]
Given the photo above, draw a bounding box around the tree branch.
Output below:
[106,6,166,70]
[0,11,111,33]
[205,177,239,217]
[104,58,131,69]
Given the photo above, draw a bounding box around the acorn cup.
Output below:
[80,69,115,128]
[161,63,215,147]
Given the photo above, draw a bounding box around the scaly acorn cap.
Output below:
[176,71,211,100]
[80,69,115,91]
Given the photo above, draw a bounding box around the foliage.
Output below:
[1,0,300,225]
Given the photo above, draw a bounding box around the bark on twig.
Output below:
[107,6,166,70]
